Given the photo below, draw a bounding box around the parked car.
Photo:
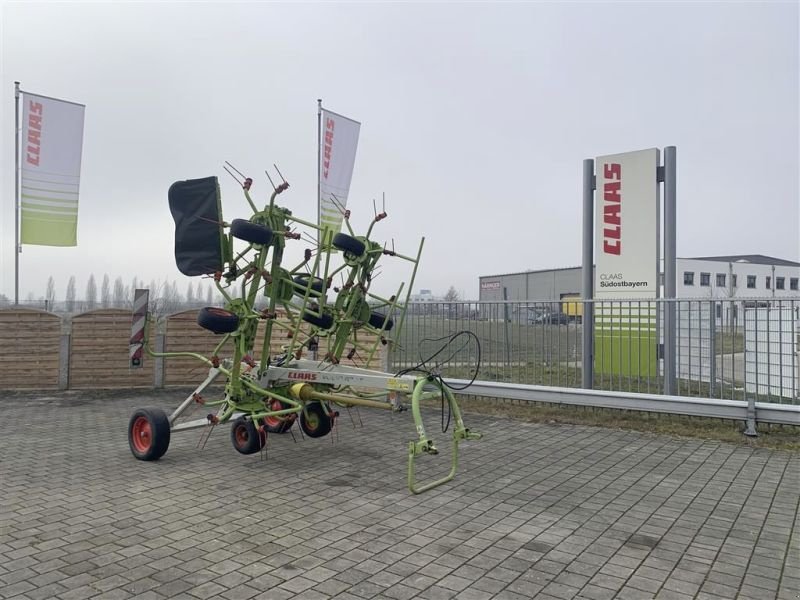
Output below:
[530,312,570,325]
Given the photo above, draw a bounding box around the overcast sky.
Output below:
[2,1,798,302]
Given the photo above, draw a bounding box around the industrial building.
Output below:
[479,255,800,322]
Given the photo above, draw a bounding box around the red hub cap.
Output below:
[234,424,249,446]
[265,400,285,427]
[131,416,152,453]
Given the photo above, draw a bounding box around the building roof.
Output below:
[480,265,585,280]
[683,254,800,267]
[481,255,800,281]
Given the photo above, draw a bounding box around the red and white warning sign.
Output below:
[130,289,149,368]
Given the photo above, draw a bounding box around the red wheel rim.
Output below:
[131,416,152,453]
[264,399,284,427]
[207,308,234,317]
[234,424,249,447]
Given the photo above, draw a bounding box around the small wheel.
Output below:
[263,399,295,434]
[299,402,334,438]
[230,219,273,245]
[302,311,335,330]
[128,408,171,461]
[368,312,394,331]
[332,233,365,257]
[293,275,325,295]
[197,307,239,334]
[230,418,265,455]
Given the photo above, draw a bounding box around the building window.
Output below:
[747,275,756,289]
[700,272,711,287]
[732,275,737,288]
[791,278,799,291]
[767,276,772,290]
[684,272,694,285]
[716,273,726,287]
[776,277,785,290]
[715,303,722,319]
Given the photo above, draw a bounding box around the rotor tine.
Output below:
[373,198,377,218]
[264,170,277,191]
[260,429,269,461]
[225,161,247,179]
[223,165,243,186]
[331,194,350,217]
[273,164,287,184]
[197,423,215,449]
[382,192,386,213]
[330,194,346,216]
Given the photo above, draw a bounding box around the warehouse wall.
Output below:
[479,267,585,302]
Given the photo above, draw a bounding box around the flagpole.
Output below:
[317,98,322,252]
[14,81,20,305]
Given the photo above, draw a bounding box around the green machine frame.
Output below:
[128,168,481,494]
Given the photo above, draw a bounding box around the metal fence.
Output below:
[4,297,797,426]
[389,298,800,406]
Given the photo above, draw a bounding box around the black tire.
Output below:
[302,311,335,330]
[263,399,295,434]
[299,402,334,438]
[230,219,273,245]
[293,275,325,295]
[368,312,394,331]
[230,418,265,455]
[332,233,365,257]
[197,307,239,334]
[128,408,171,461]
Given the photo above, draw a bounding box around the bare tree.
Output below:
[206,285,213,305]
[101,274,111,308]
[86,275,97,310]
[444,286,460,301]
[186,281,195,305]
[129,276,139,308]
[45,276,56,311]
[443,286,461,318]
[160,280,183,314]
[113,277,125,306]
[66,276,76,312]
[171,281,182,303]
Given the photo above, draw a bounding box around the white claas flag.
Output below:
[319,108,360,240]
[20,92,85,246]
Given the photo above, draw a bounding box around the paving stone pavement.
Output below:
[0,389,798,600]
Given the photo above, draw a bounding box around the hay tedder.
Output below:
[127,167,481,493]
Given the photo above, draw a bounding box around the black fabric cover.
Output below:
[168,176,224,276]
